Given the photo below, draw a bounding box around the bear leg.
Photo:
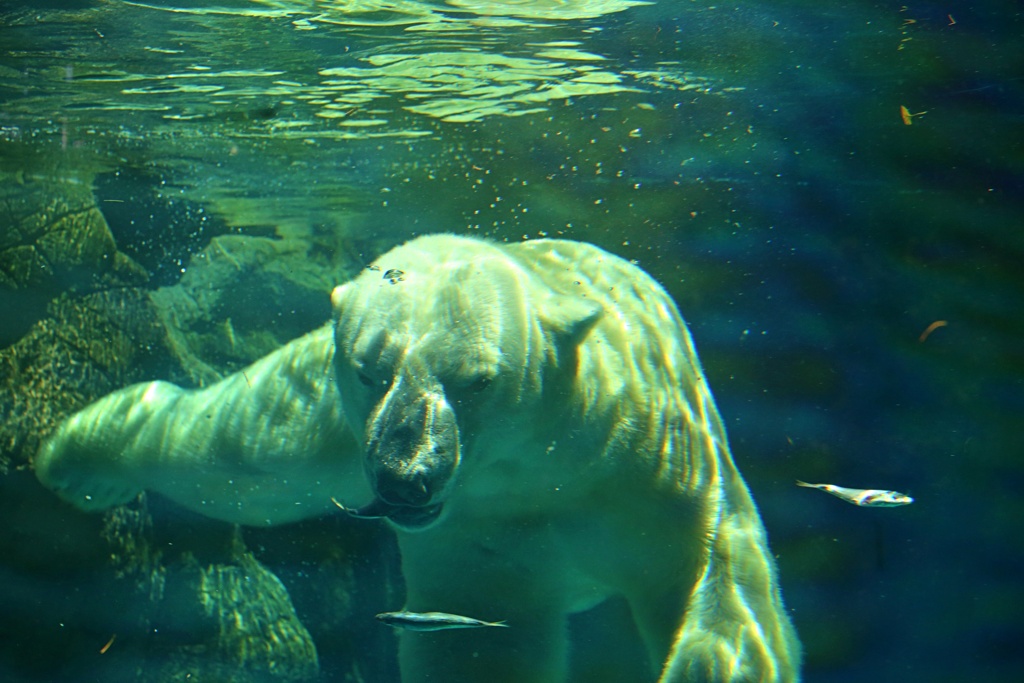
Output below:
[34,381,176,511]
[654,509,801,683]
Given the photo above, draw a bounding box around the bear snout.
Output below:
[365,383,461,510]
[369,435,457,509]
[375,467,434,507]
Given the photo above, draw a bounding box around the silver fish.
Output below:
[375,611,508,632]
[796,480,913,507]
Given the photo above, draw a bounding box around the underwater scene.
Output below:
[1,1,1022,682]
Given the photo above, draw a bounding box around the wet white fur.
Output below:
[36,235,800,682]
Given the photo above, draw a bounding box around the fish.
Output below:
[375,610,509,632]
[796,481,913,507]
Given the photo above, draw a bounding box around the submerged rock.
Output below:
[149,234,349,387]
[96,510,322,683]
[3,173,381,683]
[0,177,148,347]
[0,289,172,472]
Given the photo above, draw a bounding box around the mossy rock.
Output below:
[150,234,354,387]
[0,289,175,471]
[0,179,147,346]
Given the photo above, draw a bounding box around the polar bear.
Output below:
[35,234,800,682]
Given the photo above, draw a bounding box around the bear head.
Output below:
[330,235,600,531]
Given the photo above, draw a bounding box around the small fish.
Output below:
[376,611,508,632]
[796,481,913,507]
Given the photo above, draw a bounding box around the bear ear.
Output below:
[540,296,603,348]
[331,283,352,315]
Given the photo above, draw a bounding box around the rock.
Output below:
[0,289,172,472]
[0,178,148,347]
[149,233,354,387]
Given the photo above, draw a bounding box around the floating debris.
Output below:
[918,320,948,342]
[99,634,116,654]
[900,104,928,125]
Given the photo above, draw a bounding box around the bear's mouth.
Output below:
[335,497,443,530]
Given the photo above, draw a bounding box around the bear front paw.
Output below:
[34,435,141,513]
[660,628,795,683]
[43,475,141,512]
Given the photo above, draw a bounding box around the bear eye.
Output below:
[467,376,492,393]
[357,371,393,391]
